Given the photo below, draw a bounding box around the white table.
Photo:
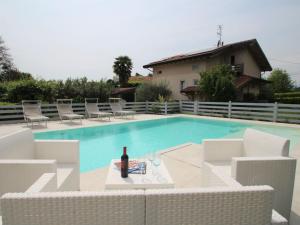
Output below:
[105,159,175,190]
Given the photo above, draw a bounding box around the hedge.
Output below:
[0,78,114,103]
[274,92,300,98]
[274,92,300,104]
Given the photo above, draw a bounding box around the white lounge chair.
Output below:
[0,186,281,225]
[85,98,112,121]
[22,100,49,127]
[0,128,80,197]
[202,128,296,221]
[56,99,83,124]
[109,99,135,118]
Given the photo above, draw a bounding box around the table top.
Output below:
[105,159,175,190]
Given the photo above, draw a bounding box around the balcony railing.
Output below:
[231,64,244,74]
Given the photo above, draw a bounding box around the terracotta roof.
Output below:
[234,75,269,89]
[128,76,152,83]
[143,39,272,71]
[180,86,199,93]
[111,87,136,95]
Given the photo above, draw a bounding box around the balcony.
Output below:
[231,63,244,75]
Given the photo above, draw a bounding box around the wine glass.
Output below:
[147,151,155,165]
[152,152,161,176]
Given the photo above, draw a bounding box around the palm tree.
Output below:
[113,56,132,87]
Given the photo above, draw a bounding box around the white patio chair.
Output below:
[0,128,80,216]
[202,128,297,220]
[56,99,83,124]
[109,99,135,119]
[0,186,286,225]
[85,98,112,121]
[22,100,49,127]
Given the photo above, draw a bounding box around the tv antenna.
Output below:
[217,25,223,47]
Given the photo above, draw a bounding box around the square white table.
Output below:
[105,159,175,190]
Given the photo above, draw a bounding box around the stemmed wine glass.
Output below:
[152,152,161,176]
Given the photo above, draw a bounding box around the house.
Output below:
[143,39,272,101]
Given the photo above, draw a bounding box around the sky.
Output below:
[1,0,300,84]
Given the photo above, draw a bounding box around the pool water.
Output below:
[34,117,300,172]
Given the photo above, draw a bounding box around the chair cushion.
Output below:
[0,129,35,159]
[206,161,232,176]
[243,128,290,157]
[57,163,78,191]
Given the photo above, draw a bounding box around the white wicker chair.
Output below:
[1,190,145,225]
[145,186,275,225]
[202,128,296,221]
[0,186,278,225]
[0,129,80,197]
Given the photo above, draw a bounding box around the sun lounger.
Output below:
[109,101,135,118]
[85,98,112,121]
[56,99,83,124]
[22,100,49,127]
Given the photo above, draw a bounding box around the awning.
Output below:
[180,86,199,94]
[111,87,136,95]
[234,75,269,89]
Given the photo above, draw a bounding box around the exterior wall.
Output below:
[151,48,263,100]
[237,49,261,78]
[152,60,206,100]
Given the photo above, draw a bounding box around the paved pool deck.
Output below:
[0,114,299,224]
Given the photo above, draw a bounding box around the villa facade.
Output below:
[143,39,272,101]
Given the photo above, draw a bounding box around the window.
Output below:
[180,80,185,90]
[193,79,198,85]
[192,64,200,71]
[230,55,235,65]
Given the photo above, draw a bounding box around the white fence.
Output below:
[0,102,180,123]
[180,101,300,124]
[1,101,300,124]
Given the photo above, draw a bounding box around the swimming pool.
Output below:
[34,116,300,172]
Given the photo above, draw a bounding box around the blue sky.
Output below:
[1,0,300,84]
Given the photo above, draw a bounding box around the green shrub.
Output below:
[274,91,300,104]
[2,77,113,103]
[0,102,15,106]
[274,92,300,98]
[136,81,172,102]
[6,79,43,103]
[274,96,300,104]
[0,84,7,100]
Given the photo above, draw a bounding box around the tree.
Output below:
[113,56,132,87]
[199,64,236,101]
[0,69,32,82]
[267,69,294,93]
[0,36,14,75]
[0,36,31,82]
[136,81,172,102]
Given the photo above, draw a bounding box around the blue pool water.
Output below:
[34,117,300,172]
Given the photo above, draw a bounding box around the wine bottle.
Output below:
[121,146,129,178]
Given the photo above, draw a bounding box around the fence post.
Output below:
[145,101,148,113]
[194,101,198,114]
[164,102,168,115]
[228,101,232,118]
[179,100,182,113]
[273,102,278,122]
